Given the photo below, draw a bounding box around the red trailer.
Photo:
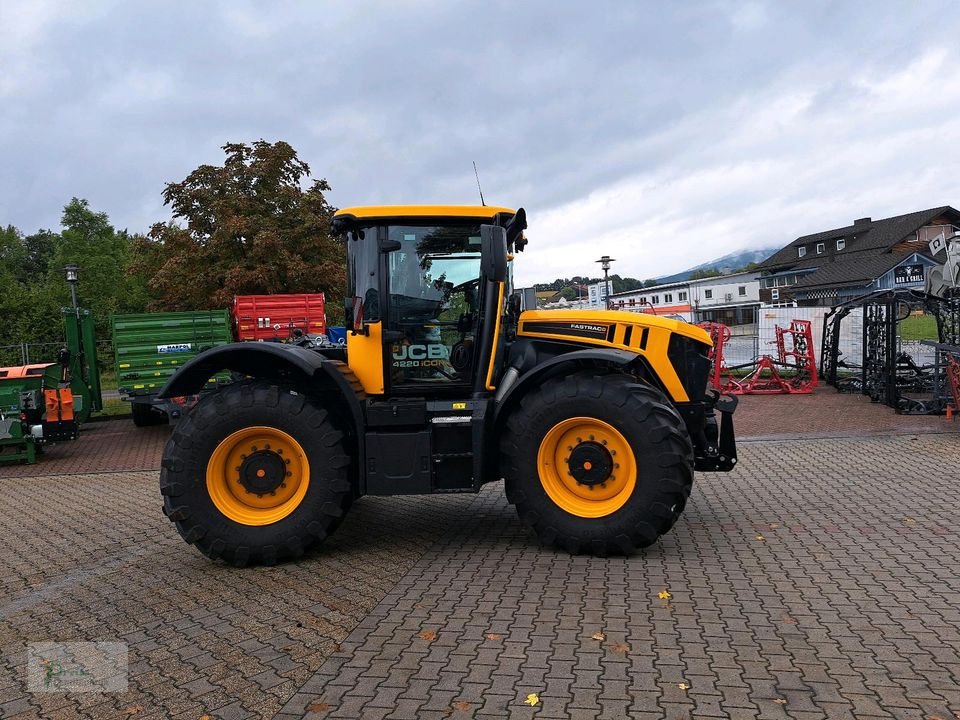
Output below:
[232,294,326,342]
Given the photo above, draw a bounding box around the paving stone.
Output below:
[3,395,960,719]
[0,464,472,719]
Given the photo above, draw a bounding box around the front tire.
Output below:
[501,372,694,555]
[160,382,352,566]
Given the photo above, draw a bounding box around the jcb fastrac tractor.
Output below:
[159,206,737,565]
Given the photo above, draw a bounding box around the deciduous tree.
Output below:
[147,141,344,310]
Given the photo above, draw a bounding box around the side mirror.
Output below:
[505,207,528,252]
[379,230,401,252]
[480,225,508,283]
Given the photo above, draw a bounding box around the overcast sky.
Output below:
[3,1,960,285]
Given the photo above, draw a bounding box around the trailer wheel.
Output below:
[502,372,694,555]
[160,382,352,566]
[132,402,167,427]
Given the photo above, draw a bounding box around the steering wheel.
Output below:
[450,277,480,294]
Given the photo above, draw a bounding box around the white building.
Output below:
[604,271,761,326]
[586,281,612,308]
[688,271,762,326]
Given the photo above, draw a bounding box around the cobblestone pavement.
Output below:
[0,474,471,719]
[732,387,957,439]
[0,420,169,479]
[278,434,960,720]
[0,394,958,719]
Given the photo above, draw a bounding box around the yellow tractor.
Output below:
[159,205,737,565]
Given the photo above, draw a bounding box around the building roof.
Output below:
[607,270,760,299]
[756,206,960,290]
[790,253,906,290]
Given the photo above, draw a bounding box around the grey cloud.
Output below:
[1,0,957,285]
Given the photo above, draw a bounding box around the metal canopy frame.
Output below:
[820,288,960,414]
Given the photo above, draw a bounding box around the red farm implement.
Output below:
[945,348,960,417]
[698,319,818,395]
[232,293,327,342]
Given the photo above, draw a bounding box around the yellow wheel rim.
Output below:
[537,417,637,518]
[205,426,310,526]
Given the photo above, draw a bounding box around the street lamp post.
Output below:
[64,263,79,309]
[64,264,79,311]
[595,255,615,310]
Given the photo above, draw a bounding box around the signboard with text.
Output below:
[894,264,925,285]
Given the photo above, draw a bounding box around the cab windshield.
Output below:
[389,224,482,297]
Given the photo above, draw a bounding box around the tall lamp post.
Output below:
[595,255,615,309]
[64,264,79,310]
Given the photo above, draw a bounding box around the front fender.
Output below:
[493,346,655,427]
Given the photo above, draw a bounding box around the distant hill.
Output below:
[529,246,779,294]
[656,247,778,284]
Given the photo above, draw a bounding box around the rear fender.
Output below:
[159,343,365,486]
[158,343,332,398]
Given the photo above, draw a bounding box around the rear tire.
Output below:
[159,382,352,566]
[501,371,694,555]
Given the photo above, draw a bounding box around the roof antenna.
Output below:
[473,161,486,206]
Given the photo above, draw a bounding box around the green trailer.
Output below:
[112,310,233,426]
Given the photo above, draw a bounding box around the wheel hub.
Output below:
[238,450,286,495]
[537,417,636,519]
[567,441,614,487]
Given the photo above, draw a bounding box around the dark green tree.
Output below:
[0,200,157,363]
[51,198,154,338]
[534,275,645,293]
[23,230,60,279]
[0,226,29,361]
[0,225,27,281]
[610,275,644,293]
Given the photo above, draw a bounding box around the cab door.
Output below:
[383,224,483,392]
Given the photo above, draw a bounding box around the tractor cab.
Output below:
[331,206,525,396]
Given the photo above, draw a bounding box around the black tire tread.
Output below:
[501,371,694,555]
[159,381,352,566]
